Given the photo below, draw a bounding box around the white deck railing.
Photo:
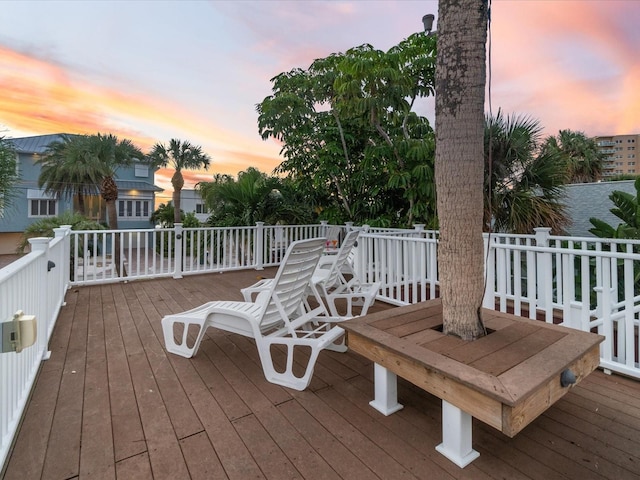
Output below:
[354,227,640,379]
[0,227,70,470]
[2,222,640,471]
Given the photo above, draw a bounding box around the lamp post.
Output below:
[422,14,435,35]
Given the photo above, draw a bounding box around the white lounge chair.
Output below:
[161,237,345,391]
[242,229,380,319]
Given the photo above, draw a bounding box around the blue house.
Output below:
[0,134,163,254]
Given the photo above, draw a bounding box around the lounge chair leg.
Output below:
[436,400,480,468]
[369,363,403,415]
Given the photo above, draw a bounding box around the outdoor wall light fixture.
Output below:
[422,14,435,35]
[560,369,577,387]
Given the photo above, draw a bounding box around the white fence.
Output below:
[2,222,640,471]
[0,227,70,470]
[354,227,640,379]
[69,222,330,286]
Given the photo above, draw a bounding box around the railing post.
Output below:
[54,225,72,295]
[345,221,354,232]
[255,222,265,270]
[27,237,52,360]
[534,227,552,313]
[174,223,183,279]
[320,220,329,237]
[482,233,495,309]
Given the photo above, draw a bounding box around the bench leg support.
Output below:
[369,363,404,416]
[436,400,480,468]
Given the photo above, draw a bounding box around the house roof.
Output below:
[564,180,637,237]
[9,134,77,154]
[116,180,164,192]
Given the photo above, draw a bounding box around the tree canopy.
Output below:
[541,129,604,184]
[147,139,211,224]
[257,33,437,228]
[197,167,317,227]
[589,177,640,239]
[484,110,568,234]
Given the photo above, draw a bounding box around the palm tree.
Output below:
[198,168,318,227]
[434,0,489,340]
[541,129,604,183]
[37,134,102,216]
[589,177,640,239]
[74,134,145,232]
[147,139,211,224]
[484,110,568,234]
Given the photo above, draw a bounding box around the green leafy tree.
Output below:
[0,136,19,214]
[37,134,102,216]
[257,32,437,228]
[17,211,105,253]
[484,110,568,234]
[40,133,144,274]
[150,201,183,227]
[198,168,315,227]
[147,139,211,224]
[541,129,604,183]
[589,177,640,239]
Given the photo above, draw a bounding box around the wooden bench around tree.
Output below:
[342,298,604,468]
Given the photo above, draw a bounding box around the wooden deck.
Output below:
[3,269,640,480]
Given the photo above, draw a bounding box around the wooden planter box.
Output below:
[343,298,604,437]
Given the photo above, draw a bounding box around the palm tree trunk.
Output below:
[434,0,488,340]
[172,170,184,224]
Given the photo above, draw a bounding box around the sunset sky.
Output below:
[1,1,639,202]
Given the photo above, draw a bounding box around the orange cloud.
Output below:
[0,45,283,200]
[491,2,640,137]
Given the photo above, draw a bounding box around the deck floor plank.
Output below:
[103,285,147,463]
[4,271,640,480]
[123,282,207,440]
[78,285,115,480]
[40,287,90,480]
[179,432,227,480]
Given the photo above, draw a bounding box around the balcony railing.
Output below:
[2,222,640,470]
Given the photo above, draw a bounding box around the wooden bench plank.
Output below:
[444,322,539,364]
[470,327,566,376]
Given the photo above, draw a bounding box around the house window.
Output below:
[30,199,57,217]
[27,189,57,218]
[134,163,149,177]
[195,203,206,214]
[118,199,151,219]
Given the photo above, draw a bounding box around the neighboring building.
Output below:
[563,180,637,237]
[180,189,209,223]
[0,134,163,254]
[596,134,639,178]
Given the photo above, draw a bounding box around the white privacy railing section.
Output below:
[69,222,334,286]
[356,227,639,379]
[485,228,640,379]
[0,226,70,470]
[356,231,439,306]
